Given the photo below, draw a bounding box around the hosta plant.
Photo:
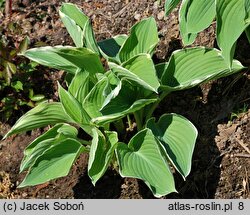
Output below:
[165,0,250,67]
[3,3,245,197]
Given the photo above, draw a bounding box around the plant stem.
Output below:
[145,91,170,122]
[127,115,132,130]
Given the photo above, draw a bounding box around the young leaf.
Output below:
[119,17,159,63]
[88,129,118,185]
[18,36,30,55]
[109,54,160,93]
[3,102,73,139]
[60,3,99,52]
[93,81,157,125]
[98,34,128,63]
[68,70,91,103]
[160,47,244,91]
[18,138,84,187]
[179,0,197,45]
[82,77,110,119]
[29,94,45,102]
[58,83,90,125]
[147,114,197,178]
[165,0,181,16]
[59,3,86,47]
[116,128,176,197]
[24,46,104,75]
[216,0,249,67]
[20,124,78,172]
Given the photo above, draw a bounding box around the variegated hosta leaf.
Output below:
[68,71,91,104]
[59,3,99,52]
[119,17,159,63]
[18,138,84,187]
[160,47,244,91]
[165,0,181,16]
[185,0,215,34]
[88,128,118,185]
[109,54,160,93]
[58,83,91,125]
[179,0,197,45]
[20,123,78,172]
[147,114,197,178]
[116,128,176,197]
[93,80,157,125]
[82,77,110,119]
[98,34,128,64]
[216,0,250,67]
[24,46,104,75]
[3,102,73,139]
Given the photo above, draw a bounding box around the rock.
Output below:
[157,11,165,20]
[134,13,141,21]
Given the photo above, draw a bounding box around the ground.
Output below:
[0,0,250,199]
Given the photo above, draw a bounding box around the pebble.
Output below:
[134,13,141,21]
[153,1,158,10]
[22,192,28,198]
[157,11,165,20]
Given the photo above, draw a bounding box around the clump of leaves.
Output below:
[165,0,250,67]
[3,3,245,197]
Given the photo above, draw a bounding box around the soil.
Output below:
[0,0,250,199]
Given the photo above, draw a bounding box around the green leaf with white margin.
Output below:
[59,3,84,47]
[20,124,78,172]
[185,0,215,34]
[82,77,110,119]
[216,0,250,67]
[68,70,91,103]
[109,54,160,93]
[119,17,159,63]
[93,81,157,125]
[179,0,197,45]
[59,3,99,53]
[116,128,176,197]
[147,114,197,178]
[101,79,122,109]
[3,102,73,139]
[160,47,244,92]
[24,46,104,75]
[165,0,181,16]
[18,138,84,187]
[88,128,118,185]
[122,54,160,92]
[98,34,128,64]
[58,83,90,125]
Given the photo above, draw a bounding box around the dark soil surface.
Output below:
[0,0,250,199]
